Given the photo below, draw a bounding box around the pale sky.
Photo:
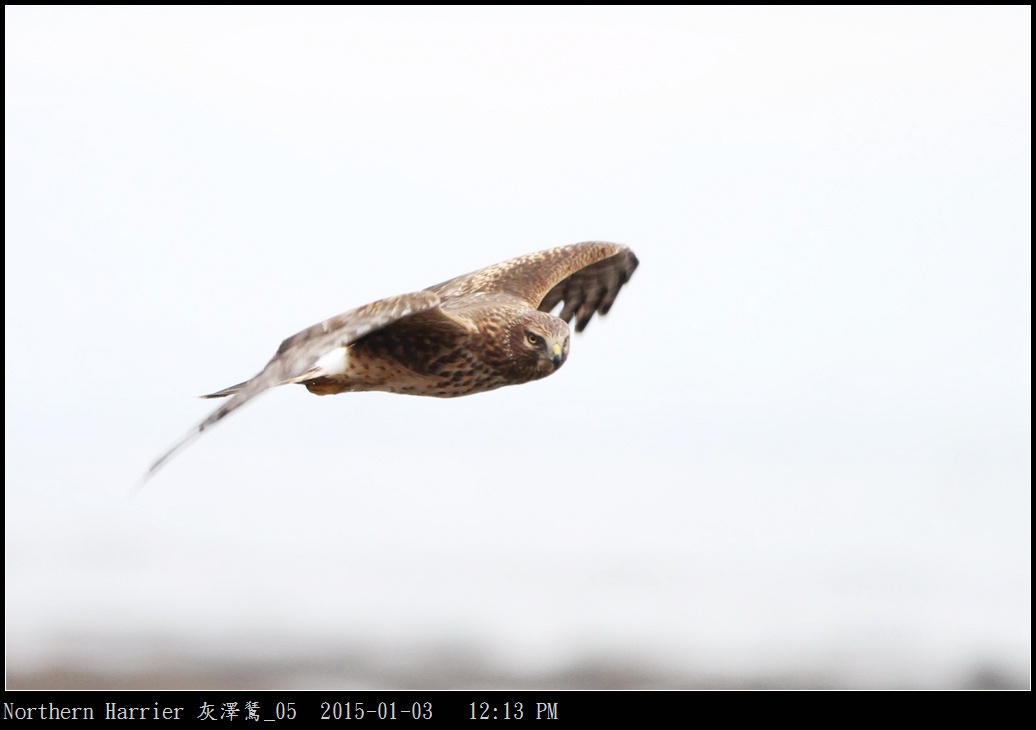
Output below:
[5,6,1030,688]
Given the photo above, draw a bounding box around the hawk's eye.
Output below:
[526,333,540,346]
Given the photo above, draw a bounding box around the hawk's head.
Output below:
[511,310,570,380]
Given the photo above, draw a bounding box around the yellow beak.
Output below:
[550,342,564,368]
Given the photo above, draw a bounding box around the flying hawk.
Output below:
[143,241,638,483]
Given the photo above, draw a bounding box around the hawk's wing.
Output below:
[140,291,445,485]
[426,242,638,331]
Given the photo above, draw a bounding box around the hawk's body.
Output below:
[143,242,638,482]
[302,292,543,399]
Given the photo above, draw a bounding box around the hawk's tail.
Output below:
[201,368,326,399]
[200,382,247,399]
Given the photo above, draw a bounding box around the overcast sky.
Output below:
[5,6,1030,688]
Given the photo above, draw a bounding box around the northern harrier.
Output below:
[143,241,638,482]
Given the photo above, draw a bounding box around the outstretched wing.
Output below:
[426,241,639,331]
[536,245,640,332]
[139,291,443,486]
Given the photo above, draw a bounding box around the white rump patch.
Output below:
[314,345,350,376]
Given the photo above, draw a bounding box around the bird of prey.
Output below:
[142,241,638,483]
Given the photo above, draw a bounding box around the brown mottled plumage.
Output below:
[141,242,638,483]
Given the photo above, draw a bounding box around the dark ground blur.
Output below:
[7,644,1028,690]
